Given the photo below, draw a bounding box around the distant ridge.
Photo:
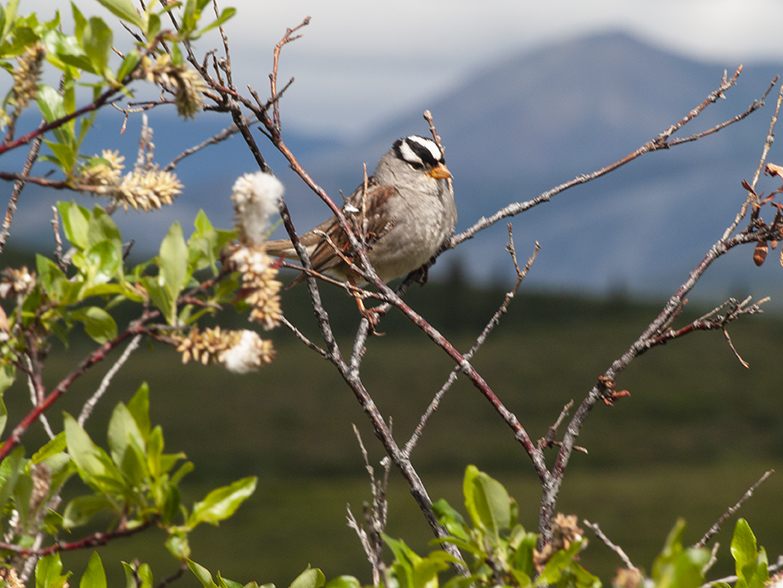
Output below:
[7,33,782,303]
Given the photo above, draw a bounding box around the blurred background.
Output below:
[3,0,783,586]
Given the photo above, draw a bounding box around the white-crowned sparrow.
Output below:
[266,135,457,286]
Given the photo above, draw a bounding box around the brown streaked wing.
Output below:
[307,183,399,275]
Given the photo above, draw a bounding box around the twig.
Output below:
[423,110,451,191]
[583,519,639,572]
[24,356,54,440]
[0,127,43,252]
[212,0,233,90]
[0,314,156,461]
[270,17,311,130]
[279,317,327,358]
[543,228,778,544]
[645,296,769,366]
[694,469,775,548]
[0,91,124,157]
[154,562,188,588]
[347,425,388,587]
[701,558,783,588]
[404,232,540,456]
[0,518,156,556]
[78,334,142,427]
[452,68,772,248]
[726,81,783,237]
[164,121,247,171]
[51,206,66,271]
[538,401,574,450]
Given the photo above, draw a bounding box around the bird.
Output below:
[266,135,457,319]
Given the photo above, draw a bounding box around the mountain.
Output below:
[291,32,783,303]
[6,32,783,304]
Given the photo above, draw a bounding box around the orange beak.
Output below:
[427,162,453,180]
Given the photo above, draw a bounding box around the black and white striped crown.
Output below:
[393,135,444,170]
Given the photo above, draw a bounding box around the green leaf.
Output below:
[188,476,257,527]
[36,85,67,123]
[36,553,71,588]
[71,3,87,42]
[513,531,538,577]
[37,255,68,301]
[217,572,244,588]
[324,577,360,588]
[463,466,510,535]
[82,17,113,77]
[0,0,19,41]
[107,402,147,483]
[84,240,122,286]
[127,383,151,441]
[432,498,470,541]
[731,519,769,588]
[288,569,325,588]
[146,426,164,479]
[187,560,218,588]
[12,470,33,530]
[72,306,117,344]
[166,529,190,560]
[0,447,25,515]
[58,201,90,250]
[651,519,709,588]
[193,7,236,38]
[159,221,189,315]
[31,432,67,464]
[413,557,448,588]
[161,482,181,526]
[87,207,121,249]
[47,29,94,73]
[63,412,122,484]
[95,0,144,28]
[0,390,7,438]
[63,495,114,528]
[121,562,152,588]
[43,139,77,172]
[116,49,140,81]
[732,518,758,577]
[0,364,15,396]
[140,275,173,323]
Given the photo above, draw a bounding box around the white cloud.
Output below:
[39,1,783,137]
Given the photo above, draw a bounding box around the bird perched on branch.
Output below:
[266,135,457,322]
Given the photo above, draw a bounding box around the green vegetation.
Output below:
[5,275,780,586]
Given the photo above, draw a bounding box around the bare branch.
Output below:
[695,469,775,548]
[0,124,44,252]
[583,519,639,572]
[452,68,773,247]
[725,81,783,238]
[78,334,143,427]
[0,518,156,556]
[0,313,157,461]
[404,232,540,456]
